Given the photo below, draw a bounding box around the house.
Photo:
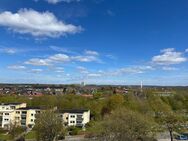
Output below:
[60,109,90,127]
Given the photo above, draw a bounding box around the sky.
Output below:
[0,0,188,85]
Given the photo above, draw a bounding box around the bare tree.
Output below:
[35,110,64,141]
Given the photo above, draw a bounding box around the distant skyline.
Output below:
[0,0,188,85]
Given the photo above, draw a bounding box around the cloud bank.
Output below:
[0,9,82,37]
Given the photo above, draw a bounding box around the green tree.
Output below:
[148,96,186,141]
[96,108,157,141]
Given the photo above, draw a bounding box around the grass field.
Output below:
[25,131,36,140]
[0,133,11,140]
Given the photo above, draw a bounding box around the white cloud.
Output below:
[25,58,51,66]
[84,50,99,56]
[7,65,26,70]
[49,54,70,62]
[106,54,117,60]
[152,48,186,65]
[185,48,188,52]
[30,69,43,73]
[72,55,99,62]
[25,52,101,66]
[162,66,177,71]
[46,0,80,4]
[119,66,154,74]
[55,67,64,73]
[106,10,115,16]
[0,9,82,37]
[77,66,89,74]
[50,46,75,54]
[87,73,102,77]
[0,48,17,54]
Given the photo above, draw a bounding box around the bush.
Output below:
[68,126,80,135]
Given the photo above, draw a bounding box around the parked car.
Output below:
[175,133,188,140]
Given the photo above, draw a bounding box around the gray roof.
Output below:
[61,109,89,114]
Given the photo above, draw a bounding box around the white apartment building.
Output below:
[0,103,40,129]
[60,109,90,127]
[15,107,41,128]
[0,103,26,129]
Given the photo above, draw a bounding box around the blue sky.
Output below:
[0,0,188,85]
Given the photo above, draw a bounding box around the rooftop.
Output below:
[0,102,24,106]
[61,109,89,114]
[17,107,40,110]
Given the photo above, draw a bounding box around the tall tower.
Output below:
[141,81,143,92]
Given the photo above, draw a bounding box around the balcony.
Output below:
[76,117,83,121]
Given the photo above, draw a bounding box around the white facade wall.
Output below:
[0,103,40,129]
[61,110,90,127]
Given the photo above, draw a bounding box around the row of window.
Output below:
[70,114,83,118]
[15,117,35,122]
[70,121,75,123]
[70,121,82,124]
[16,111,35,117]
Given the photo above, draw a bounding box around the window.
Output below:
[22,111,27,114]
[36,111,40,114]
[10,106,15,109]
[31,114,34,116]
[5,113,9,115]
[16,111,20,114]
[21,117,26,120]
[70,121,75,123]
[70,115,75,118]
[31,119,34,122]
[77,121,82,124]
[77,115,83,118]
[4,119,9,121]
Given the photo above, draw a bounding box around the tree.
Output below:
[9,122,25,139]
[96,108,157,141]
[35,110,64,141]
[107,95,124,111]
[156,111,185,141]
[148,96,186,141]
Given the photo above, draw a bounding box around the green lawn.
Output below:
[25,131,36,139]
[0,133,11,140]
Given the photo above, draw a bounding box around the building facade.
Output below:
[60,109,90,127]
[15,107,41,128]
[0,103,40,129]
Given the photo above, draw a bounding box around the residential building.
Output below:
[15,107,41,128]
[0,103,40,129]
[0,103,26,129]
[60,109,90,127]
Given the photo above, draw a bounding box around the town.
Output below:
[0,0,188,141]
[0,84,187,141]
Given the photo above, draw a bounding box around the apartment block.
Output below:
[0,103,26,129]
[60,109,90,127]
[0,103,40,129]
[15,107,41,128]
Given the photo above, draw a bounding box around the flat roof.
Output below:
[17,107,40,110]
[0,102,24,105]
[61,109,89,113]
